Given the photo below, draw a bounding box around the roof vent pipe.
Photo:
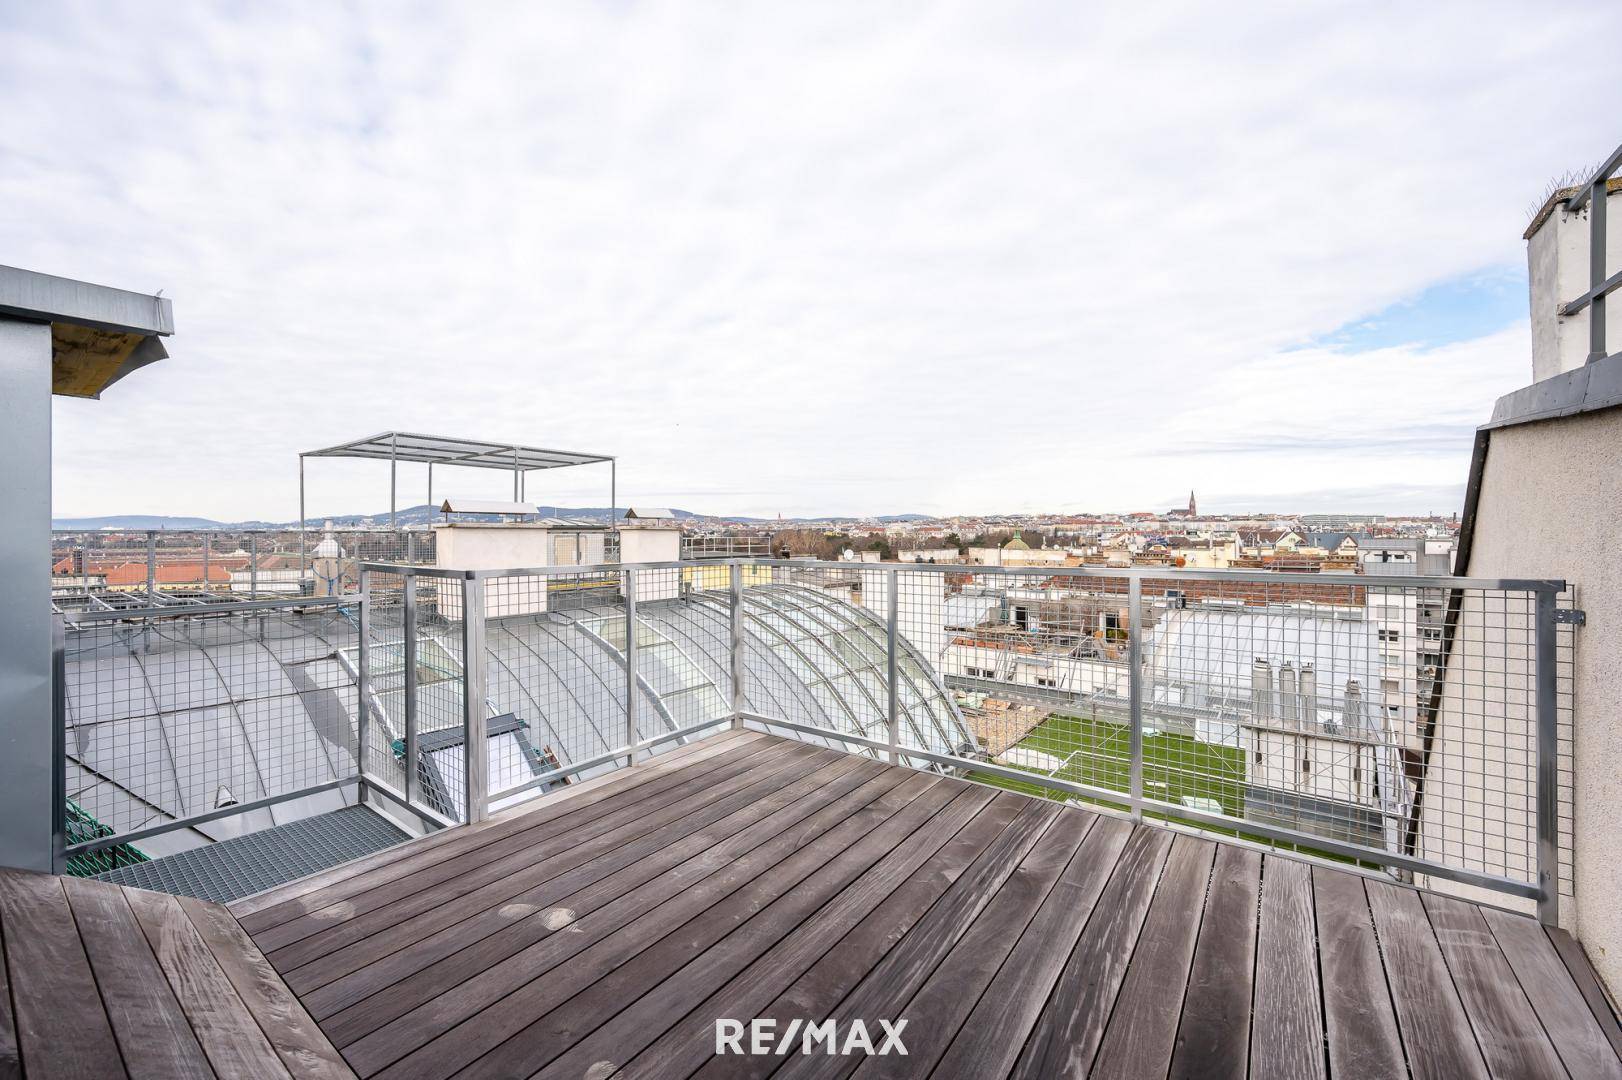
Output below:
[1299,663,1317,728]
[1344,679,1364,731]
[1279,662,1298,725]
[1252,658,1273,722]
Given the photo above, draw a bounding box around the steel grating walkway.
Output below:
[96,805,409,904]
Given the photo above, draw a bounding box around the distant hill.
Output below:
[53,505,936,530]
[54,505,727,530]
[52,514,228,530]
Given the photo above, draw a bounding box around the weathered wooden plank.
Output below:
[1167,843,1260,1080]
[1423,891,1567,1080]
[657,792,1072,1080]
[843,809,1095,1080]
[495,784,1010,1080]
[256,738,801,956]
[1010,823,1176,1080]
[0,890,17,1080]
[1483,907,1622,1080]
[1250,856,1326,1080]
[930,815,1135,1080]
[0,869,126,1080]
[1366,880,1487,1080]
[345,771,953,1077]
[1089,835,1217,1080]
[177,895,355,1080]
[61,876,213,1080]
[239,733,777,935]
[278,742,836,992]
[1312,867,1406,1080]
[124,886,293,1080]
[761,799,1063,1080]
[228,729,761,920]
[321,760,904,1053]
[300,751,868,1020]
[1548,927,1622,1062]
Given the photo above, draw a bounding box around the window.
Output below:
[1378,629,1400,644]
[966,666,995,679]
[1035,676,1057,689]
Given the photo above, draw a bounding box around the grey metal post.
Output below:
[356,569,371,804]
[403,571,420,810]
[50,612,66,875]
[1590,176,1608,364]
[624,569,639,765]
[1534,588,1561,925]
[886,568,899,765]
[202,533,210,597]
[729,562,745,729]
[298,454,307,581]
[1128,575,1145,822]
[390,434,398,529]
[513,447,520,502]
[249,534,258,597]
[427,462,433,515]
[610,459,617,525]
[461,574,489,823]
[146,530,156,598]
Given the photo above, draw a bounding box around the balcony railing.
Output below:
[52,556,1573,925]
[348,558,1573,924]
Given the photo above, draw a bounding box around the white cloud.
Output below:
[5,1,1615,519]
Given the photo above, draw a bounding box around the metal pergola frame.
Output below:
[299,431,617,533]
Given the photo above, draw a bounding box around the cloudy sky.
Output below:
[5,2,1618,521]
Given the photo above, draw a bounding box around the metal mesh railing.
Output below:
[210,554,1574,925]
[727,559,1571,923]
[50,528,437,608]
[58,595,362,867]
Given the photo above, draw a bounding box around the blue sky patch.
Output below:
[1305,266,1527,353]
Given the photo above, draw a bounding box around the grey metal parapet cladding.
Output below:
[0,264,174,336]
[1484,350,1622,431]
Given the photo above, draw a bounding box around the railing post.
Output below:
[886,568,899,766]
[50,612,66,875]
[624,568,639,765]
[145,529,156,599]
[1534,587,1560,925]
[250,533,259,597]
[461,574,488,824]
[1128,574,1144,822]
[1589,174,1608,364]
[729,561,745,729]
[356,568,370,804]
[202,533,210,596]
[403,570,419,811]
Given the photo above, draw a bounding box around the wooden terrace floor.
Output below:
[231,729,1622,1080]
[1,729,1618,1077]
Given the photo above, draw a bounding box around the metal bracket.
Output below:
[1554,609,1586,626]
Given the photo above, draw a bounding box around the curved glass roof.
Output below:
[63,583,971,850]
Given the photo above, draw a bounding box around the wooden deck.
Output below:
[0,865,351,1078]
[225,729,1622,1080]
[4,730,1619,1077]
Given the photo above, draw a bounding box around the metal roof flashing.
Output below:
[0,264,174,398]
[1483,351,1622,431]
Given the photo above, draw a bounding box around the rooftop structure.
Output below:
[300,431,617,529]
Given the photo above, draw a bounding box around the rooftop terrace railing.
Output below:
[352,557,1573,925]
[53,555,1571,924]
[53,593,366,874]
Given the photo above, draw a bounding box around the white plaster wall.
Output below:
[1529,187,1622,381]
[1424,407,1622,989]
